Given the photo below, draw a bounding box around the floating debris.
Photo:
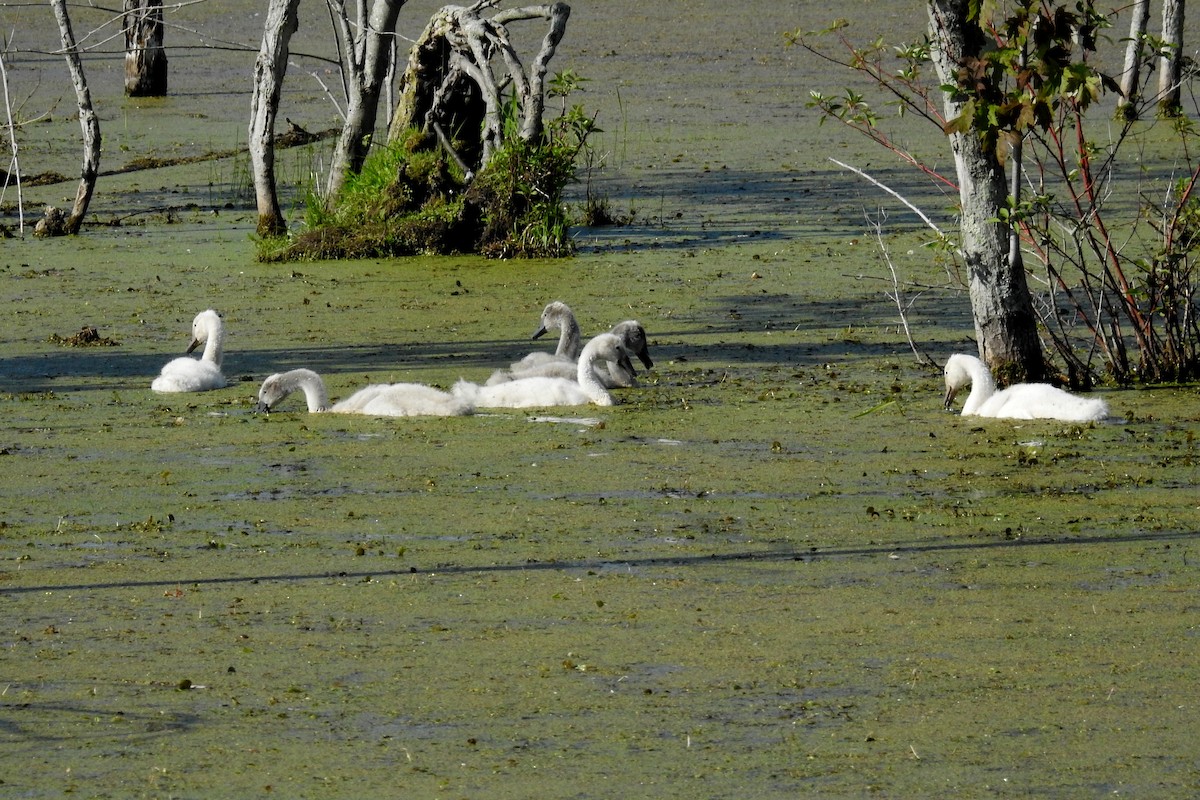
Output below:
[48,325,120,347]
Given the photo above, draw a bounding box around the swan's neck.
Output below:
[961,358,996,415]
[199,327,224,366]
[577,339,615,405]
[282,370,329,412]
[557,316,582,360]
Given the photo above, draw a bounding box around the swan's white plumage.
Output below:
[151,309,228,393]
[486,301,582,385]
[943,353,1109,422]
[487,309,655,389]
[454,375,591,408]
[256,368,473,417]
[456,332,633,408]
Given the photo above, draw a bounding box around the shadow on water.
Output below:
[2,290,971,394]
[577,163,946,252]
[6,528,1196,596]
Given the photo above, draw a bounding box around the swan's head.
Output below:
[585,332,636,377]
[255,371,288,413]
[255,368,326,413]
[611,320,653,369]
[187,309,222,354]
[943,353,978,409]
[532,301,573,340]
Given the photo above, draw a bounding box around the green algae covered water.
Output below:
[3,0,1200,796]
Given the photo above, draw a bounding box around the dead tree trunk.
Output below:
[123,0,168,97]
[1117,0,1150,112]
[928,0,1045,381]
[48,0,100,236]
[248,0,300,237]
[1159,0,1186,115]
[324,0,408,200]
[386,2,571,173]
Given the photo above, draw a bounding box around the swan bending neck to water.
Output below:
[151,309,227,393]
[456,332,634,408]
[943,353,1109,422]
[256,368,474,416]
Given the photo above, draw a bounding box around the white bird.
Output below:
[455,332,634,408]
[151,309,227,393]
[531,300,583,360]
[255,368,473,417]
[943,353,1109,422]
[488,311,654,388]
[486,301,581,385]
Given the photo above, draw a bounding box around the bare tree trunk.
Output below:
[248,0,300,237]
[324,0,408,200]
[50,0,100,236]
[123,0,168,97]
[0,49,25,234]
[928,0,1045,381]
[1159,0,1186,115]
[1118,0,1150,111]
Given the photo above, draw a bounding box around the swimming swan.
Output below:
[486,301,582,385]
[151,309,227,393]
[456,332,634,408]
[943,353,1109,422]
[255,368,473,417]
[488,316,654,388]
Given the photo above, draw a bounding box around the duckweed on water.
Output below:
[3,0,1200,796]
[3,242,1198,797]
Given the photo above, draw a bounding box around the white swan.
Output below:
[488,315,654,388]
[455,332,633,408]
[485,301,581,385]
[151,309,227,393]
[255,368,473,417]
[943,353,1109,422]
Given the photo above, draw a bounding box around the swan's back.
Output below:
[454,376,591,408]
[151,358,226,393]
[334,382,474,417]
[979,384,1109,422]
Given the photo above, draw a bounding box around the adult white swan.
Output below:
[255,369,473,417]
[943,353,1109,422]
[151,309,227,393]
[455,332,634,408]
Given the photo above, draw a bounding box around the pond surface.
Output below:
[2,1,1200,797]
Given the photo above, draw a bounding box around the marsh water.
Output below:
[3,1,1200,797]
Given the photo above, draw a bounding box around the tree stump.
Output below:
[123,0,168,97]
